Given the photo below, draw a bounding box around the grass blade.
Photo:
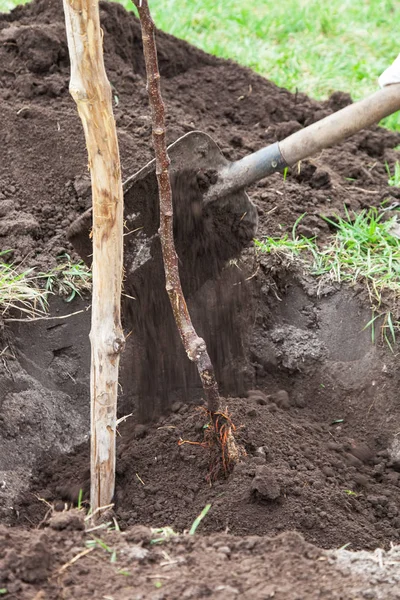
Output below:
[189,504,211,535]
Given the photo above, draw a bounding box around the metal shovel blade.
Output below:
[67,131,258,294]
[67,131,259,419]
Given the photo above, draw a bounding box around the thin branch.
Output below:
[132,0,220,414]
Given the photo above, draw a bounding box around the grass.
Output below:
[0,252,92,319]
[3,0,400,130]
[2,1,398,100]
[0,251,48,318]
[126,0,399,131]
[41,254,92,302]
[122,0,399,101]
[150,526,178,544]
[255,209,400,345]
[85,537,118,563]
[189,503,211,535]
[386,161,400,187]
[150,504,212,543]
[0,0,28,9]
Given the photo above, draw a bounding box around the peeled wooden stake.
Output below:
[63,0,125,512]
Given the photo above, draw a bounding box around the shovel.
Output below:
[67,84,400,417]
[68,84,400,286]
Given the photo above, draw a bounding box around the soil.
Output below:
[1,0,400,598]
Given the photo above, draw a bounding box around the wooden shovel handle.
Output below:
[205,84,400,204]
[280,83,400,165]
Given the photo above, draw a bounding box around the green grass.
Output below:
[150,526,178,544]
[0,251,48,318]
[189,503,211,535]
[85,537,118,563]
[149,504,212,542]
[0,0,28,10]
[255,209,400,345]
[123,0,399,102]
[126,0,400,131]
[41,254,92,302]
[0,252,92,318]
[386,161,400,187]
[3,0,400,129]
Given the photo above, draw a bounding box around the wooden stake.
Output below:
[132,0,221,416]
[63,0,125,512]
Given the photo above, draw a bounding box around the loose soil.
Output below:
[1,0,400,598]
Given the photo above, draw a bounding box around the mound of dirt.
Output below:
[1,0,400,598]
[1,0,399,268]
[2,524,400,600]
[13,274,400,552]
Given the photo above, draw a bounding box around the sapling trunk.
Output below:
[132,0,221,415]
[63,0,125,512]
[133,2,239,474]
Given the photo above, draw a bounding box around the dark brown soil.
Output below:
[1,0,400,598]
[2,518,400,600]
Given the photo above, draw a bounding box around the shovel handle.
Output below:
[205,84,400,203]
[280,83,400,165]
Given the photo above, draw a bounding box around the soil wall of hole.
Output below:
[7,266,400,553]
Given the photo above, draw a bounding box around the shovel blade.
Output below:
[67,131,258,419]
[67,130,258,292]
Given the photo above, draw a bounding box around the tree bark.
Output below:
[132,0,220,415]
[62,0,125,512]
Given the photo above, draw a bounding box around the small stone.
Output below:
[255,446,269,460]
[217,546,231,556]
[171,401,183,413]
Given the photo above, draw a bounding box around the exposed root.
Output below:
[179,407,244,480]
